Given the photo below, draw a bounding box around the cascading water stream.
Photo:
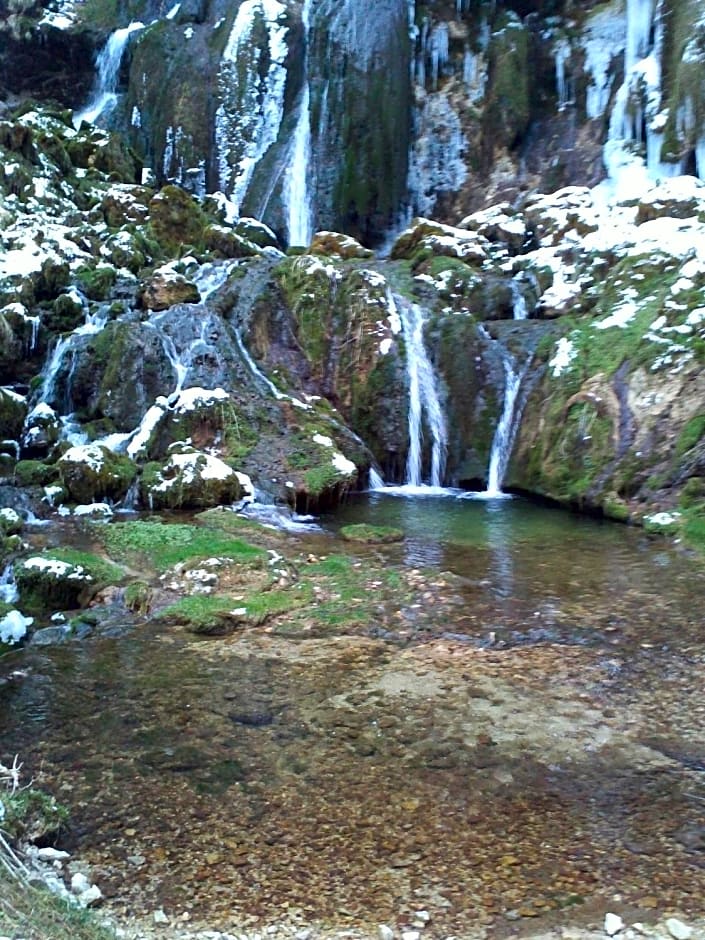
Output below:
[481,281,531,499]
[284,0,315,246]
[393,293,447,489]
[74,21,145,127]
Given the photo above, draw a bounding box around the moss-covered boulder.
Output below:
[0,386,27,442]
[15,555,97,614]
[140,269,200,310]
[309,231,374,260]
[22,403,61,456]
[58,443,137,504]
[140,448,242,510]
[391,218,488,267]
[203,224,260,260]
[148,184,207,254]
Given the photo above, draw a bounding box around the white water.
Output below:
[554,40,571,110]
[284,0,314,246]
[368,467,385,490]
[233,329,286,401]
[482,281,532,498]
[394,294,447,488]
[0,563,19,604]
[74,21,145,127]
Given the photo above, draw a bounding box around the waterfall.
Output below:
[482,281,532,498]
[393,294,447,488]
[484,350,528,498]
[284,0,314,246]
[233,329,286,401]
[0,562,19,605]
[554,40,571,110]
[74,21,145,127]
[368,467,385,490]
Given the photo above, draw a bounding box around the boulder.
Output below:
[309,231,374,260]
[58,443,137,504]
[391,218,488,267]
[140,270,200,311]
[140,448,242,510]
[16,555,95,614]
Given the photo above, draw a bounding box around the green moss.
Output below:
[340,523,404,543]
[158,584,312,634]
[123,580,152,614]
[0,787,68,843]
[100,520,265,571]
[675,414,705,458]
[45,548,124,586]
[12,459,60,488]
[679,477,705,509]
[75,263,117,301]
[303,463,341,497]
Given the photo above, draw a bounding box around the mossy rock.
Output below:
[203,224,260,259]
[47,290,85,332]
[0,508,23,536]
[16,555,97,614]
[58,443,137,504]
[340,523,403,543]
[140,449,242,510]
[140,270,200,310]
[309,231,374,259]
[149,184,207,255]
[0,386,27,440]
[13,459,60,487]
[0,786,69,843]
[75,263,118,301]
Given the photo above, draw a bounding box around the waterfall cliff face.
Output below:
[17,0,703,244]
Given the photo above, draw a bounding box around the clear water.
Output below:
[2,497,705,934]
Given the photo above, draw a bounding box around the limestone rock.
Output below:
[140,448,242,510]
[309,231,374,259]
[58,443,137,505]
[140,269,200,311]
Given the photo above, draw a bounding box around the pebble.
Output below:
[605,913,625,937]
[70,872,91,894]
[377,928,394,940]
[154,909,170,925]
[665,919,692,940]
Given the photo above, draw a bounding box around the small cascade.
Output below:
[481,281,533,498]
[233,329,286,401]
[284,0,314,246]
[74,21,145,127]
[484,348,529,498]
[554,40,572,110]
[368,467,385,490]
[394,293,447,488]
[0,562,19,605]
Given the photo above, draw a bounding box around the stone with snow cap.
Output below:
[140,269,200,311]
[142,448,242,510]
[309,231,374,259]
[391,218,488,266]
[59,443,137,505]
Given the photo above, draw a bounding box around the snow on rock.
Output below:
[59,443,107,473]
[549,337,577,377]
[22,557,92,581]
[0,610,33,645]
[332,452,356,476]
[172,387,230,413]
